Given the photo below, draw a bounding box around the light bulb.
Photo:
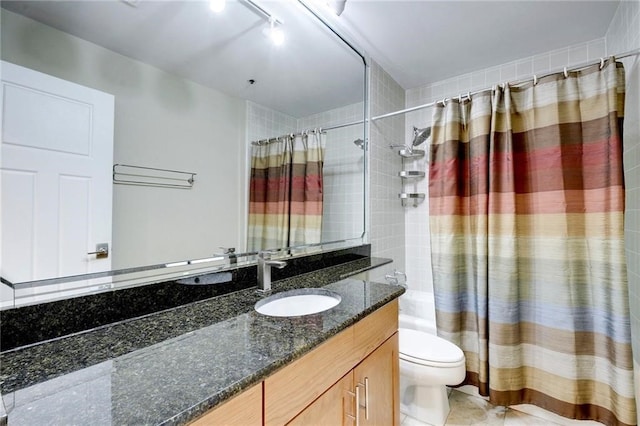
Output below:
[264,19,284,46]
[270,26,284,46]
[209,0,226,13]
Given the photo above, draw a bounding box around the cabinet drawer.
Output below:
[353,300,398,361]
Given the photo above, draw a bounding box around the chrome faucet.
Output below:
[385,269,408,288]
[257,251,287,292]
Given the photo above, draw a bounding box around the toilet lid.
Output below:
[399,328,464,364]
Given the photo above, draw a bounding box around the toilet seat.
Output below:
[399,328,465,367]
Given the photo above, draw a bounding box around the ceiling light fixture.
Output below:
[209,0,226,13]
[266,18,284,46]
[240,0,285,46]
[326,0,347,16]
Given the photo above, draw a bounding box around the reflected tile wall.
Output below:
[299,103,366,243]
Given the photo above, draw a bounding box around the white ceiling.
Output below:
[1,0,365,117]
[2,0,620,116]
[332,0,620,89]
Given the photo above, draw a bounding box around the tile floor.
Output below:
[400,389,605,426]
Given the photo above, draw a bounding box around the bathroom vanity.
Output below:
[0,257,403,425]
[195,300,398,425]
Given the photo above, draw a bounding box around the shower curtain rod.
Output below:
[251,128,326,145]
[322,47,640,130]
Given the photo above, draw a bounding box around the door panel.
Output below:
[1,61,114,305]
[355,333,399,426]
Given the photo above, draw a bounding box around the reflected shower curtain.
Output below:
[247,137,291,251]
[429,59,636,426]
[288,132,325,246]
[247,132,325,251]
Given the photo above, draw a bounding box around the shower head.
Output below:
[353,138,365,150]
[411,126,431,147]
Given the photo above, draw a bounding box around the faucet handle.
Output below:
[268,260,287,269]
[385,269,407,287]
[219,247,235,254]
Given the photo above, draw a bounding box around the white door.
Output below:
[1,61,114,304]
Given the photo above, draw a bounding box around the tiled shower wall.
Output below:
[606,0,640,417]
[367,61,407,281]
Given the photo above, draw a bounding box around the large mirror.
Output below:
[0,0,366,308]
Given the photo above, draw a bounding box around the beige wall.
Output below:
[1,9,248,269]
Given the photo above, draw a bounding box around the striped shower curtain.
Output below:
[429,59,636,426]
[247,132,325,251]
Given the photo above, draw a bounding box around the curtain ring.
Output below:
[467,92,471,101]
[441,98,447,107]
[563,67,568,78]
[600,58,605,69]
[458,94,462,103]
[533,75,538,85]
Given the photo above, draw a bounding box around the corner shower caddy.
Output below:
[394,145,426,207]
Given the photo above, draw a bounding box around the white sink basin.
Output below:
[255,288,341,317]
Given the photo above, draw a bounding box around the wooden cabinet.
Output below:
[354,333,399,426]
[286,332,399,426]
[190,383,262,426]
[264,324,357,425]
[287,372,355,426]
[193,300,399,426]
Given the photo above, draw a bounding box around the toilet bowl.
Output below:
[399,314,466,426]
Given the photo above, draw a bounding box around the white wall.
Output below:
[605,0,640,421]
[1,10,247,269]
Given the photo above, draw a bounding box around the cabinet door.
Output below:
[354,333,399,426]
[287,372,354,426]
[190,383,262,426]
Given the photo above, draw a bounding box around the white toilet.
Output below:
[399,313,466,426]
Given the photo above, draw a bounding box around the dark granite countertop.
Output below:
[0,257,402,425]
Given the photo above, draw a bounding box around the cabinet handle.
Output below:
[346,387,360,426]
[357,378,369,420]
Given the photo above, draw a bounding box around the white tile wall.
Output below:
[246,101,297,143]
[606,1,640,419]
[368,61,407,281]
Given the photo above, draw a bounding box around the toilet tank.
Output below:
[399,290,437,335]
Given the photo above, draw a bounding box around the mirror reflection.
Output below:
[0,0,366,307]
